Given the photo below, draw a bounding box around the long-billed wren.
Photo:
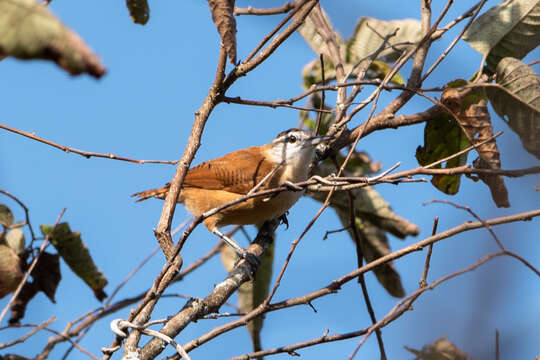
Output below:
[132,128,330,259]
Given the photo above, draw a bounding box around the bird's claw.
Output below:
[279,212,289,229]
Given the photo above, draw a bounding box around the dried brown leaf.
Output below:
[9,281,38,324]
[486,57,540,158]
[0,0,106,78]
[207,0,237,64]
[0,244,24,298]
[442,80,509,207]
[0,204,14,228]
[32,252,61,303]
[126,0,150,25]
[406,336,470,360]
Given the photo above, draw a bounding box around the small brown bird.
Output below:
[132,129,330,258]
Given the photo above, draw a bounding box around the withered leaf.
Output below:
[405,336,470,360]
[347,17,422,63]
[40,223,108,301]
[0,244,24,299]
[6,228,25,255]
[0,204,14,227]
[207,0,236,64]
[486,57,540,159]
[440,80,509,207]
[32,252,61,303]
[0,0,106,78]
[463,0,540,72]
[9,281,38,324]
[126,0,149,25]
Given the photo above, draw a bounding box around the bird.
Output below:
[132,128,331,260]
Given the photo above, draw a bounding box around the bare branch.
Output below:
[0,123,179,165]
[0,316,55,349]
[0,189,37,242]
[419,217,438,288]
[234,3,296,16]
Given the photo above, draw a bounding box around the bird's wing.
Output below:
[184,146,282,194]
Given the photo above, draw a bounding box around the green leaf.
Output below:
[0,0,106,78]
[416,111,470,195]
[347,17,422,63]
[0,204,14,227]
[40,223,108,301]
[126,0,150,25]
[463,0,540,72]
[6,228,25,254]
[485,57,540,158]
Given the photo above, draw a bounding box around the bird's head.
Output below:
[266,128,332,166]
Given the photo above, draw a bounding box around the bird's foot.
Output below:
[278,212,289,229]
[234,248,260,277]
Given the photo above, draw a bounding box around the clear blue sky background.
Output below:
[1,1,539,359]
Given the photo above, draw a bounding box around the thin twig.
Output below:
[0,123,179,165]
[234,3,296,16]
[0,316,56,349]
[419,217,438,288]
[424,200,505,250]
[0,189,37,242]
[345,187,387,360]
[495,329,500,360]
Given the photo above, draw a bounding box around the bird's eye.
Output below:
[288,135,297,143]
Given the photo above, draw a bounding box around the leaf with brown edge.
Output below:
[0,0,106,78]
[31,252,61,303]
[126,0,150,25]
[40,223,108,301]
[221,234,275,355]
[0,244,24,299]
[485,57,540,159]
[207,0,236,64]
[441,79,510,207]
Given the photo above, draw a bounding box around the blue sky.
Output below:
[1,1,539,359]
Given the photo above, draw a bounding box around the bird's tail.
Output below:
[131,183,170,202]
